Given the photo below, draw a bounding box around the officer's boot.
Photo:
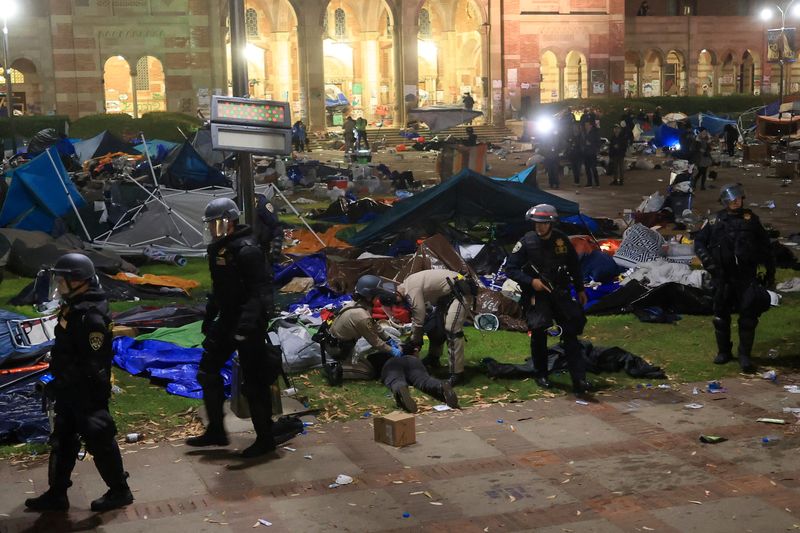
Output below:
[414,374,460,410]
[241,393,277,459]
[737,317,758,373]
[26,435,80,512]
[712,316,733,364]
[563,335,592,397]
[531,330,552,389]
[90,442,133,512]
[187,378,229,447]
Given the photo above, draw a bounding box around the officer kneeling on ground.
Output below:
[25,253,133,512]
[505,204,592,397]
[318,275,459,413]
[694,183,775,373]
[186,198,282,458]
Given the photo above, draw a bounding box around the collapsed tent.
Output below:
[0,377,50,444]
[73,131,139,162]
[0,310,55,366]
[407,106,483,132]
[483,340,666,380]
[689,113,738,136]
[347,169,579,246]
[0,149,86,235]
[191,129,227,168]
[135,139,179,157]
[756,114,800,141]
[490,166,537,186]
[160,142,230,189]
[652,124,682,148]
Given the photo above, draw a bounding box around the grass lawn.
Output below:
[2,258,798,458]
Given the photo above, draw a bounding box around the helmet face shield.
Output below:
[203,217,231,244]
[34,270,69,304]
[720,184,744,206]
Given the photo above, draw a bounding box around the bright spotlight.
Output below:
[760,7,774,21]
[0,0,18,19]
[245,43,262,61]
[535,117,554,135]
[792,3,800,17]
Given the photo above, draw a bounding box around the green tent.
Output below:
[347,169,580,246]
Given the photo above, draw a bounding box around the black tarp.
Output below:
[112,305,205,329]
[0,373,49,444]
[483,340,666,380]
[586,281,713,316]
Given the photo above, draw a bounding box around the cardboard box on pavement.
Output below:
[112,325,138,338]
[374,411,416,447]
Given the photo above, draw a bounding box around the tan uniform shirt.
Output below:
[329,302,391,353]
[399,269,459,342]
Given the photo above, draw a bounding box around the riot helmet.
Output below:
[36,253,97,303]
[354,275,398,304]
[525,204,559,223]
[203,198,241,243]
[719,183,745,207]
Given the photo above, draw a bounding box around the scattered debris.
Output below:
[684,403,704,409]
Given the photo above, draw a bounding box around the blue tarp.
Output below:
[688,113,737,136]
[490,166,537,185]
[652,124,682,148]
[0,148,86,233]
[113,336,233,399]
[0,310,55,367]
[134,139,179,160]
[561,214,600,233]
[159,142,230,189]
[288,287,352,312]
[274,254,328,287]
[0,380,49,444]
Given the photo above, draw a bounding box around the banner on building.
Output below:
[591,70,606,95]
[767,28,797,63]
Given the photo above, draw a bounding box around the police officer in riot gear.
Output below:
[25,253,133,512]
[694,183,775,373]
[320,275,459,413]
[397,269,476,387]
[505,204,592,396]
[187,198,281,458]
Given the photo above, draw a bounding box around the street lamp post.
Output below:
[0,0,17,155]
[761,0,800,107]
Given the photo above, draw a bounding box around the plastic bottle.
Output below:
[761,436,781,447]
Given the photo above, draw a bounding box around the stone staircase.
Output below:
[306,123,517,150]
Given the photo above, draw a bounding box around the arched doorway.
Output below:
[539,51,560,103]
[103,56,134,115]
[642,50,663,96]
[242,1,301,117]
[740,50,760,94]
[624,51,642,97]
[719,53,737,95]
[565,51,587,99]
[6,59,39,114]
[134,56,166,115]
[664,50,685,95]
[697,49,716,96]
[453,0,485,117]
[417,3,440,108]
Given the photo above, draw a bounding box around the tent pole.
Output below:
[122,175,204,239]
[139,132,162,189]
[269,184,326,248]
[45,149,92,242]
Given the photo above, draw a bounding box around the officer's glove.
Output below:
[390,345,403,358]
[388,338,400,350]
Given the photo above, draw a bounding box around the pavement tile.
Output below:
[627,401,743,433]
[521,518,627,533]
[243,443,362,485]
[268,488,418,532]
[573,451,716,495]
[97,512,235,533]
[512,414,631,449]
[651,495,799,533]
[427,468,576,518]
[703,435,800,477]
[740,390,800,413]
[380,429,502,468]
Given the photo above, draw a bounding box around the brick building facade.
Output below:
[3,0,775,131]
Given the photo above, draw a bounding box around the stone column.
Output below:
[489,0,503,126]
[271,32,292,102]
[398,0,419,124]
[558,62,566,101]
[295,4,326,132]
[443,30,458,104]
[360,31,379,122]
[130,68,139,118]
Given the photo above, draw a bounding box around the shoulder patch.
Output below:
[743,212,752,220]
[512,241,522,253]
[266,202,274,213]
[89,331,105,351]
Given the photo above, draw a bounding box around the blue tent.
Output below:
[490,166,537,185]
[0,148,85,233]
[134,139,179,159]
[159,141,230,189]
[652,124,682,148]
[347,169,579,246]
[689,113,737,136]
[73,130,138,162]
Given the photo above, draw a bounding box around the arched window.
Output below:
[323,12,329,36]
[135,57,150,90]
[386,14,392,36]
[246,8,259,37]
[334,8,346,39]
[419,9,431,39]
[0,68,23,84]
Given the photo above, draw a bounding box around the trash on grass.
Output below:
[757,418,786,425]
[433,405,452,412]
[699,435,727,444]
[684,403,704,409]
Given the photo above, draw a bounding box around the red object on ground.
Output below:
[396,144,407,152]
[371,299,410,323]
[0,362,49,375]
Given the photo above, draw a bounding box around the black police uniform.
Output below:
[199,224,280,446]
[505,229,588,388]
[44,287,129,500]
[253,194,284,275]
[694,208,775,369]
